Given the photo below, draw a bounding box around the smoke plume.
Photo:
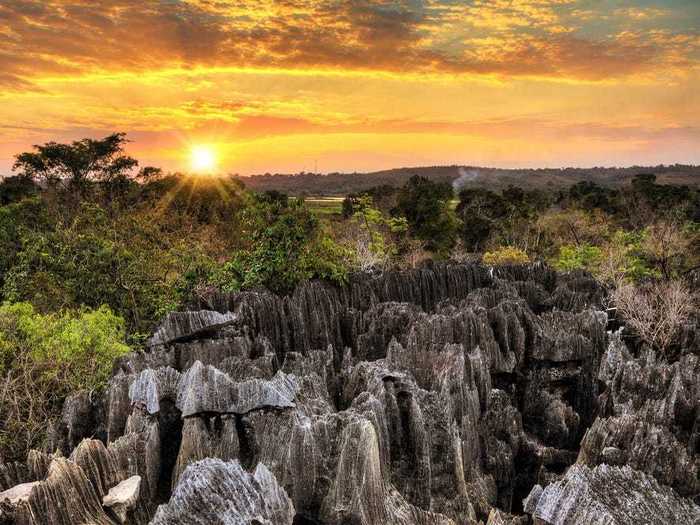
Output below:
[452,168,479,194]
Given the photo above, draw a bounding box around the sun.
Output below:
[190,145,218,173]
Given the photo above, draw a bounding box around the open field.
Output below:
[293,196,345,216]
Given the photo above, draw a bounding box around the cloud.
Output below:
[0,0,698,173]
[0,0,697,89]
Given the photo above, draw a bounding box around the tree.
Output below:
[394,175,457,253]
[0,198,50,293]
[1,203,197,333]
[456,188,508,251]
[0,175,38,205]
[344,195,409,271]
[13,133,138,196]
[140,174,248,228]
[567,181,619,214]
[628,173,691,219]
[0,302,129,460]
[215,193,351,294]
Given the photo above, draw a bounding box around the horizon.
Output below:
[1,1,699,174]
[3,160,700,181]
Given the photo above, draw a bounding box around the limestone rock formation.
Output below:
[0,263,697,524]
[147,311,237,347]
[150,459,295,525]
[527,463,699,524]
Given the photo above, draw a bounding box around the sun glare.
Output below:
[190,145,217,173]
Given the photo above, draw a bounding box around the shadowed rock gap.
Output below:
[156,399,181,503]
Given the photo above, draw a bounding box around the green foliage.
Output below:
[457,185,551,252]
[549,230,661,284]
[307,234,354,286]
[631,173,691,213]
[567,181,620,213]
[214,194,351,294]
[0,176,38,206]
[139,174,248,228]
[0,302,129,389]
[552,244,603,272]
[1,202,209,333]
[0,197,50,289]
[0,302,129,459]
[345,195,412,268]
[353,195,392,257]
[483,246,530,266]
[395,175,457,253]
[600,230,660,284]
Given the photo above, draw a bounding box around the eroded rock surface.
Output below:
[151,459,294,525]
[528,463,699,524]
[0,263,697,524]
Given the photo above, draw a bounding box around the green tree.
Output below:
[215,193,351,294]
[12,133,157,204]
[0,175,38,206]
[0,198,50,293]
[567,181,619,214]
[0,302,129,460]
[456,188,508,251]
[394,175,457,253]
[13,133,139,197]
[1,203,200,333]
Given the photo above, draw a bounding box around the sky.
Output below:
[0,0,699,175]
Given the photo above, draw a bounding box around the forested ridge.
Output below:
[237,164,700,196]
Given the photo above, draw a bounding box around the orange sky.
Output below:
[1,0,699,174]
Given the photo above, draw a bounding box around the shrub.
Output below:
[597,230,658,285]
[552,244,603,272]
[214,195,351,294]
[613,281,695,355]
[482,246,530,266]
[0,303,130,460]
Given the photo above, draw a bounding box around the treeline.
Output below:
[339,174,699,279]
[237,164,700,196]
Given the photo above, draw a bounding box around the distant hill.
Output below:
[236,165,700,195]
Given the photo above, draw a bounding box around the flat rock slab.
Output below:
[0,481,40,505]
[148,311,237,346]
[103,475,140,523]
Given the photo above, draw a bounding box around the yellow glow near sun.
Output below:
[190,145,218,173]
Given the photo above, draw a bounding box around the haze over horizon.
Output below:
[1,0,699,175]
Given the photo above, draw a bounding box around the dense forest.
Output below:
[0,133,698,465]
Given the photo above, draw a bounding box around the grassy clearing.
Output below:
[295,196,345,216]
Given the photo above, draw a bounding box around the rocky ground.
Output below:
[0,263,698,524]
